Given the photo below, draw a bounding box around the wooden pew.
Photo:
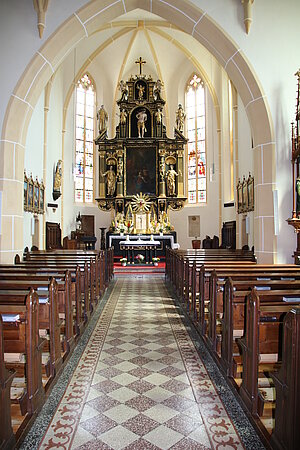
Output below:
[220,278,300,378]
[238,289,300,418]
[0,280,63,383]
[0,289,45,417]
[0,315,15,450]
[0,266,85,336]
[270,307,300,450]
[0,274,75,357]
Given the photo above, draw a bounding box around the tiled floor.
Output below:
[28,276,264,450]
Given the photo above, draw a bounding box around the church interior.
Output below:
[0,1,300,449]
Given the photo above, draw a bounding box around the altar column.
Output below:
[116,150,124,197]
[177,149,184,196]
[159,150,166,197]
[99,151,106,197]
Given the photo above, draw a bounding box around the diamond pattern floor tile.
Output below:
[38,277,248,450]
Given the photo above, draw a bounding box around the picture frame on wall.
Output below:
[28,174,34,212]
[247,173,254,211]
[242,176,248,212]
[34,177,40,213]
[24,171,28,211]
[39,180,45,214]
[237,179,243,214]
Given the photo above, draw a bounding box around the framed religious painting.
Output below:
[33,177,40,213]
[247,173,254,211]
[125,146,157,196]
[236,178,243,214]
[24,171,28,211]
[27,174,34,212]
[242,176,248,212]
[39,180,45,214]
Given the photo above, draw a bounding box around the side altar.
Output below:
[95,58,187,223]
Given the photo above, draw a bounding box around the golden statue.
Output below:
[97,105,108,134]
[175,104,185,132]
[54,160,62,191]
[166,164,178,196]
[137,84,145,100]
[102,166,116,196]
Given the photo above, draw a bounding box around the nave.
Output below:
[21,275,264,450]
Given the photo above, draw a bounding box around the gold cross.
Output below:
[135,57,146,75]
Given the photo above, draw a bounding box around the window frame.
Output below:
[75,73,96,204]
[185,73,207,205]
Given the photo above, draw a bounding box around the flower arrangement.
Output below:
[120,257,127,266]
[135,254,145,263]
[152,257,160,266]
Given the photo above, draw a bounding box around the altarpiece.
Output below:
[95,58,187,233]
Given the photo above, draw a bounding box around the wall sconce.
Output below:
[47,203,58,213]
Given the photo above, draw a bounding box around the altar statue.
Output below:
[97,105,108,134]
[102,166,116,196]
[136,109,147,138]
[137,84,145,100]
[166,164,178,196]
[175,104,185,132]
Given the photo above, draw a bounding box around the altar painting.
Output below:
[126,147,156,196]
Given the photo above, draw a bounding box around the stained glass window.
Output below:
[186,74,206,204]
[75,74,95,203]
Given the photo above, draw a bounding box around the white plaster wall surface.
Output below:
[24,91,45,250]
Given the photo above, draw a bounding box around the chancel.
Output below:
[0,2,300,450]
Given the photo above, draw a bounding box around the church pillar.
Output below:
[177,149,184,197]
[99,151,106,197]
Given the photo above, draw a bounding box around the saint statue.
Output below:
[120,109,127,125]
[136,109,147,138]
[154,79,163,99]
[166,164,178,196]
[137,84,145,100]
[54,160,62,191]
[119,80,128,100]
[97,105,108,134]
[175,104,186,132]
[155,108,162,124]
[102,166,116,196]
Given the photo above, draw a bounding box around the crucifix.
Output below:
[135,56,146,75]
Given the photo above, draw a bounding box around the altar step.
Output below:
[114,261,165,274]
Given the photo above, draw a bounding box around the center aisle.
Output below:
[36,276,263,450]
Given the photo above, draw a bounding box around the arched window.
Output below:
[75,74,95,203]
[186,74,206,204]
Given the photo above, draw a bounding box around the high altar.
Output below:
[95,58,187,238]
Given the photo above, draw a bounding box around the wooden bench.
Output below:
[0,275,75,357]
[0,315,15,450]
[0,280,63,384]
[0,289,45,418]
[238,289,300,421]
[270,306,300,450]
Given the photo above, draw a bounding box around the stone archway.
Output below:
[0,0,275,263]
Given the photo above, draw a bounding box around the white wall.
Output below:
[24,91,44,250]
